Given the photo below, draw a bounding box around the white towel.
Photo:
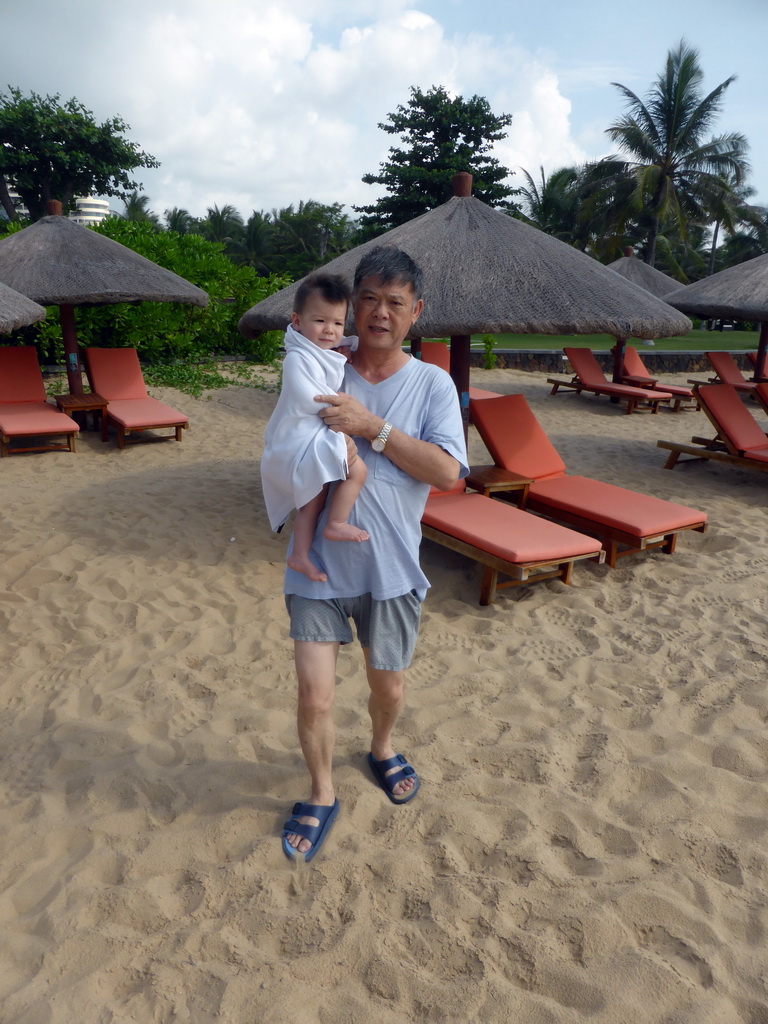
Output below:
[260,325,355,532]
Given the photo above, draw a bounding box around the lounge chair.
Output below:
[0,346,78,457]
[417,341,501,402]
[469,393,708,566]
[83,347,188,448]
[548,348,673,413]
[619,346,698,411]
[422,481,604,605]
[689,351,759,394]
[658,384,768,474]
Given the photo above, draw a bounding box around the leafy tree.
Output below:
[356,85,516,233]
[605,40,749,266]
[269,200,357,278]
[0,87,158,221]
[228,210,275,274]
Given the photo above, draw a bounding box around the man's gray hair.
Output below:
[353,246,424,302]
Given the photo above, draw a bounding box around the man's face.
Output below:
[291,296,348,349]
[353,275,423,351]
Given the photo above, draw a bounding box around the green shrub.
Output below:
[480,333,497,369]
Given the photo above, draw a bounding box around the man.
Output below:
[281,246,468,861]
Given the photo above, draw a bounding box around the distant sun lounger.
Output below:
[687,351,759,394]
[658,383,768,474]
[619,346,698,411]
[469,392,708,566]
[421,480,604,605]
[83,347,189,449]
[0,346,79,457]
[548,347,674,413]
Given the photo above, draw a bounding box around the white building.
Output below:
[69,196,112,226]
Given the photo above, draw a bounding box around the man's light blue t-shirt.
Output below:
[283,356,468,601]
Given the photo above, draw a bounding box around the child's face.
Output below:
[291,296,348,349]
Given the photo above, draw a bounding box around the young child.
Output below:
[260,273,368,582]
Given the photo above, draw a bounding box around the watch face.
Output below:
[371,438,384,452]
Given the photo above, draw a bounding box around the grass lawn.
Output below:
[463,328,760,351]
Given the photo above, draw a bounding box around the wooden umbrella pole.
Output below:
[612,335,627,382]
[60,303,83,395]
[755,322,768,382]
[450,333,471,436]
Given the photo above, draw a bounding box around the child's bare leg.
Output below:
[324,457,369,543]
[287,488,328,581]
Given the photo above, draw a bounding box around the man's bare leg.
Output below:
[284,640,339,854]
[324,457,369,543]
[364,649,416,800]
[287,489,328,581]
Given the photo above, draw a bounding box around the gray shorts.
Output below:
[285,591,421,671]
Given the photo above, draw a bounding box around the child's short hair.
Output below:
[294,273,352,314]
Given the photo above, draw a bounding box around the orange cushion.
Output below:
[469,387,502,401]
[106,398,187,429]
[422,491,601,562]
[698,385,768,454]
[0,346,47,403]
[86,348,148,400]
[563,347,608,387]
[530,475,706,536]
[470,393,566,481]
[622,347,648,377]
[0,402,78,436]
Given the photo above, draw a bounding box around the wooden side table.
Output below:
[54,393,108,442]
[466,465,533,507]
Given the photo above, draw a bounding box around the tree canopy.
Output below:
[356,85,517,234]
[0,87,158,222]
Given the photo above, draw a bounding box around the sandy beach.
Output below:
[2,366,767,1024]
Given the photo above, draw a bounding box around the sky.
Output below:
[3,0,767,223]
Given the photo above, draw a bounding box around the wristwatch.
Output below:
[371,421,393,452]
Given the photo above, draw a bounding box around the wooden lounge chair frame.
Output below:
[658,383,768,474]
[0,346,79,457]
[83,347,188,449]
[547,348,673,414]
[421,484,604,605]
[469,393,708,567]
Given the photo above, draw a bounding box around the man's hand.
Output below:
[315,393,380,441]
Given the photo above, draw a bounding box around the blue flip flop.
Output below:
[282,799,340,862]
[367,752,420,804]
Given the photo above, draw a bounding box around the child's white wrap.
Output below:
[260,324,357,532]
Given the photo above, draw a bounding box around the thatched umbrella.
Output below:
[239,174,691,418]
[607,247,680,300]
[0,202,208,395]
[0,281,46,334]
[665,253,768,381]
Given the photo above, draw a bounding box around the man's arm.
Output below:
[316,393,460,491]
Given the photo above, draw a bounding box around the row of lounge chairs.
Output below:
[0,346,187,456]
[421,393,708,604]
[547,347,697,413]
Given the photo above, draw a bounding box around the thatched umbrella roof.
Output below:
[239,191,691,342]
[665,253,768,379]
[607,249,680,300]
[0,214,208,306]
[0,281,46,334]
[0,207,208,394]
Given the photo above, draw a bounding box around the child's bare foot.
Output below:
[287,552,327,581]
[324,521,370,542]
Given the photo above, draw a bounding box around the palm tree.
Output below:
[517,166,582,241]
[196,204,244,247]
[121,191,160,227]
[228,210,275,273]
[606,40,749,266]
[164,207,194,233]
